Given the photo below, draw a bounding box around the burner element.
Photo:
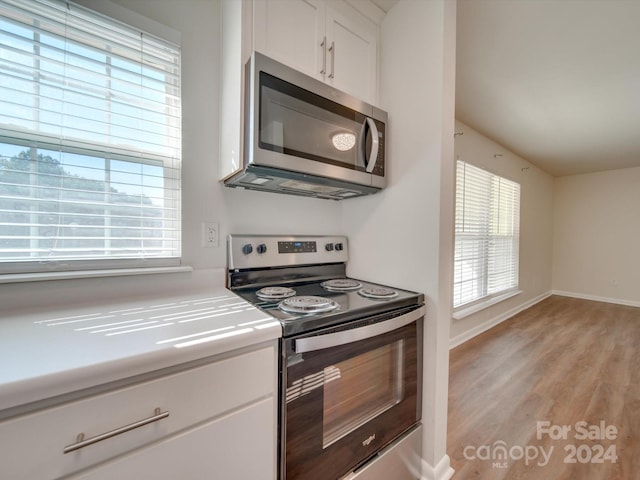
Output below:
[279,296,339,314]
[358,287,399,299]
[256,286,296,300]
[321,278,362,292]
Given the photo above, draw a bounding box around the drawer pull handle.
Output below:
[63,408,169,454]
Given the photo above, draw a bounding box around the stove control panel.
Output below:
[278,241,317,254]
[228,234,349,270]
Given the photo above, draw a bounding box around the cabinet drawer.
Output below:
[0,344,276,480]
[69,398,276,480]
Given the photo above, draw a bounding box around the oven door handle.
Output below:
[294,305,425,353]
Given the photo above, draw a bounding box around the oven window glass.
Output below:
[322,339,404,448]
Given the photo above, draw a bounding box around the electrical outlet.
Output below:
[202,222,219,248]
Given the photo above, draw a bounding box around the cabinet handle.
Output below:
[328,41,335,79]
[63,408,170,454]
[320,36,327,75]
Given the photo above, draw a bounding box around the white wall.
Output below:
[1,2,459,477]
[450,121,554,347]
[343,1,456,478]
[553,167,640,306]
[103,0,344,263]
[1,0,341,313]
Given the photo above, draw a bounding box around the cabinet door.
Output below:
[0,345,276,480]
[325,2,378,103]
[254,0,325,81]
[69,397,276,480]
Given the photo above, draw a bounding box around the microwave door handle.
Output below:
[294,305,425,353]
[357,119,368,169]
[363,117,379,173]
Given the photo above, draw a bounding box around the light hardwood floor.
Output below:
[447,295,640,479]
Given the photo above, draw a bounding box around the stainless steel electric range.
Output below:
[227,234,425,480]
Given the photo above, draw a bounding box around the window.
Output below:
[453,160,520,309]
[0,0,181,275]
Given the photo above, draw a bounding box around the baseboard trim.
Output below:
[420,454,455,480]
[551,290,640,308]
[449,291,552,349]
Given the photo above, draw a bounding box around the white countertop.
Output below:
[0,288,281,413]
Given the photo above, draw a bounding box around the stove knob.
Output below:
[256,243,267,254]
[325,243,334,251]
[242,244,253,255]
[335,242,344,251]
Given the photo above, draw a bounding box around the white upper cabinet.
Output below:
[253,0,379,104]
[254,0,325,79]
[324,2,378,103]
[218,0,382,180]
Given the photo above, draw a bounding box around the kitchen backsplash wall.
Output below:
[1,0,342,313]
[0,0,343,312]
[102,0,343,271]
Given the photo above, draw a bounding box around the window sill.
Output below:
[453,290,522,320]
[0,265,194,284]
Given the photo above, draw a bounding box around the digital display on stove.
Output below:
[278,241,317,253]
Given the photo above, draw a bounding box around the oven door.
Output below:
[281,306,424,480]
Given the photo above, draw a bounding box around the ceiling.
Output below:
[368,0,399,14]
[456,0,640,177]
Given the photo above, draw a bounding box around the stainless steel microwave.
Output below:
[223,52,387,200]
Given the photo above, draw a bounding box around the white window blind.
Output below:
[453,160,520,308]
[0,0,181,274]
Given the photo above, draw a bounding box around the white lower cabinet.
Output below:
[0,343,277,480]
[70,398,275,480]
